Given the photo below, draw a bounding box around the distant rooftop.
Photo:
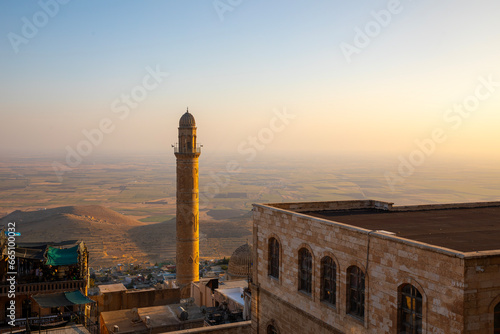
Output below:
[266,200,500,253]
[98,283,127,294]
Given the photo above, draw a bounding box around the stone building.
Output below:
[174,109,202,298]
[191,243,252,322]
[251,200,500,333]
[0,240,90,327]
[90,283,181,313]
[100,303,206,334]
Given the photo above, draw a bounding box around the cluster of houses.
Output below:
[0,236,252,334]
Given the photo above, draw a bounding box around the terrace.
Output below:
[0,240,88,295]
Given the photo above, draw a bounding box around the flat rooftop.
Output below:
[43,324,91,334]
[101,304,204,334]
[298,204,500,252]
[98,283,127,294]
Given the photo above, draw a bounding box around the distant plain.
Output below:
[1,153,498,267]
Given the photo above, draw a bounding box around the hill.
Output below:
[0,205,252,267]
[1,205,150,267]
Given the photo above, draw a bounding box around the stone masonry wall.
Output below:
[91,288,181,313]
[251,283,343,334]
[167,321,251,334]
[252,204,468,334]
[464,254,500,333]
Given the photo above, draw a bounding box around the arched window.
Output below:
[320,256,336,305]
[268,238,280,279]
[298,248,312,294]
[495,302,500,333]
[267,324,279,334]
[398,284,423,334]
[347,266,365,319]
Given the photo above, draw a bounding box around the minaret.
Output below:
[174,108,200,298]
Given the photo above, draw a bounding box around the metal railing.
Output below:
[172,143,202,154]
[0,318,98,334]
[0,280,85,296]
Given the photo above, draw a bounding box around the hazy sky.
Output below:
[1,1,499,162]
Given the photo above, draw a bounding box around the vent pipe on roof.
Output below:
[175,306,189,321]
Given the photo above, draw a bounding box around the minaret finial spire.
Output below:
[186,107,189,113]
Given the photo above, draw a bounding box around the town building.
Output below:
[0,239,94,332]
[191,243,252,325]
[90,283,181,313]
[213,280,251,321]
[251,200,500,333]
[192,279,249,316]
[99,303,205,334]
[192,278,220,309]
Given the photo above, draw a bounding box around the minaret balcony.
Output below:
[173,144,202,154]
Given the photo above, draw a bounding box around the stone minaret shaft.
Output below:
[174,110,200,297]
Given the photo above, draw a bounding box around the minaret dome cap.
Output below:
[179,109,196,128]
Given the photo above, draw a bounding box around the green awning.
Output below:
[15,245,47,260]
[32,292,72,308]
[33,291,94,308]
[65,290,94,305]
[46,245,79,266]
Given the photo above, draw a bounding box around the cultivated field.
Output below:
[1,153,499,267]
